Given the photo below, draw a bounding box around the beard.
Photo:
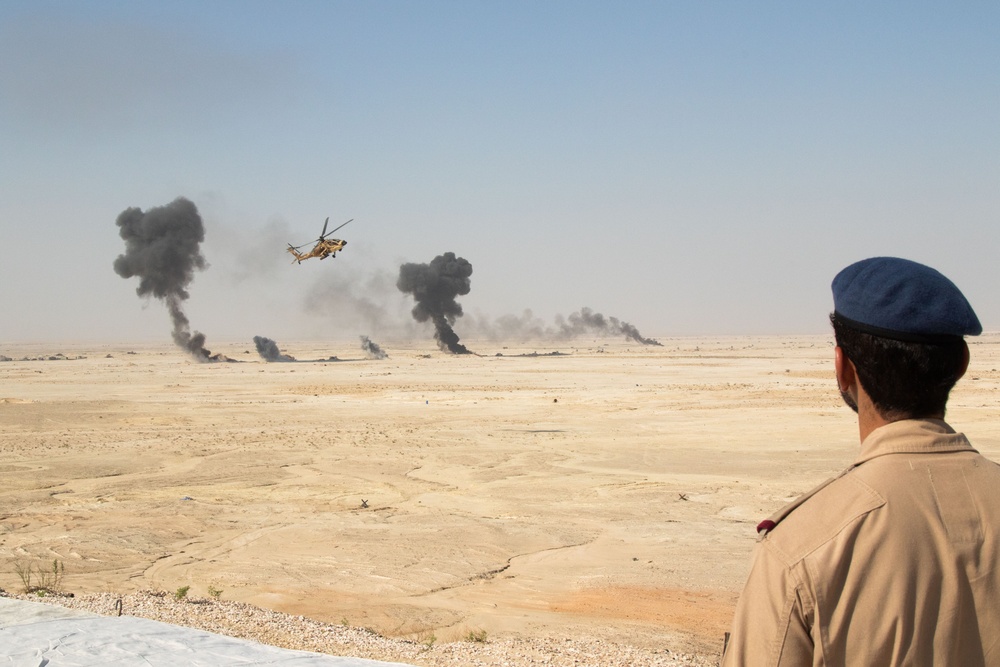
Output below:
[840,389,859,413]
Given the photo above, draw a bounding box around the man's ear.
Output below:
[835,346,855,392]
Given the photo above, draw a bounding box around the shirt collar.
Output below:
[855,418,976,466]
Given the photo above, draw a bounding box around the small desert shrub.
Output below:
[13,559,64,595]
[13,560,32,592]
[207,585,223,600]
[465,628,488,643]
[173,585,190,601]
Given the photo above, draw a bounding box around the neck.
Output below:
[856,392,944,443]
[857,393,891,443]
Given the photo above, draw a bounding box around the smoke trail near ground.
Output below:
[113,197,220,361]
[557,307,663,346]
[617,321,662,346]
[467,307,662,345]
[360,335,388,359]
[397,252,474,354]
[253,336,296,362]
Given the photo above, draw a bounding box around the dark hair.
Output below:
[830,313,967,419]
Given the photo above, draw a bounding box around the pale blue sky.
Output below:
[2,1,997,343]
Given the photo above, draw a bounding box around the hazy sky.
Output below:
[2,1,997,344]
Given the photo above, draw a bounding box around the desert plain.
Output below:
[2,334,1000,660]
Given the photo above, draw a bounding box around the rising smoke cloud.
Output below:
[397,252,474,354]
[303,269,404,336]
[113,197,222,361]
[253,335,296,362]
[360,335,388,359]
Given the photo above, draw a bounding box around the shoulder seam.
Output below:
[764,474,885,566]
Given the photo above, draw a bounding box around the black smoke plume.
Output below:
[557,307,663,346]
[254,336,296,362]
[397,252,473,354]
[468,307,662,345]
[360,335,388,359]
[113,197,219,361]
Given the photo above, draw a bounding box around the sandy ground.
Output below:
[3,334,1000,660]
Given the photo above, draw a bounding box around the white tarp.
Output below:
[0,598,416,667]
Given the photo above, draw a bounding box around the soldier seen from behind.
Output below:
[723,256,1000,666]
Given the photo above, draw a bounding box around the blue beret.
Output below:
[832,257,981,342]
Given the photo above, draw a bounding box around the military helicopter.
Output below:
[287,217,353,264]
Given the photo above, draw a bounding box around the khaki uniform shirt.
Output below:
[722,419,1000,666]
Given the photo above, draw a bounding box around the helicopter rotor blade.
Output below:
[320,217,330,238]
[323,218,354,237]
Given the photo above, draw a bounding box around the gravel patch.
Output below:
[3,591,718,666]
